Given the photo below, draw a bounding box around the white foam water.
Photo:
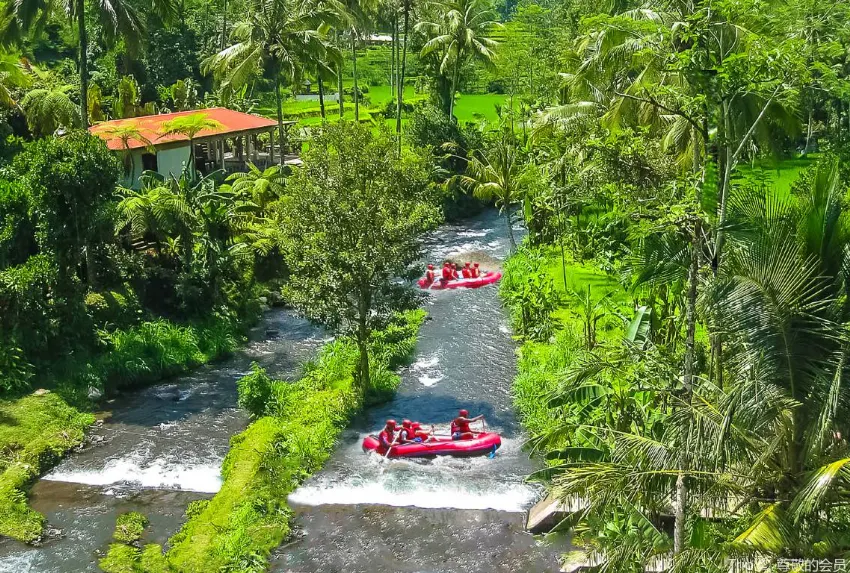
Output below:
[288,478,536,512]
[43,455,223,493]
[418,374,444,387]
[0,550,41,573]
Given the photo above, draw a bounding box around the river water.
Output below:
[0,209,564,572]
[276,210,565,572]
[0,311,324,573]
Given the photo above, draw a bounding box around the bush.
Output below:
[500,247,561,341]
[84,288,141,330]
[237,364,274,418]
[113,511,148,544]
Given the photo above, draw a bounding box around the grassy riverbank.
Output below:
[0,316,244,543]
[500,246,631,437]
[152,309,426,572]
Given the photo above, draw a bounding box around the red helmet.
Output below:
[459,409,469,417]
[402,419,412,428]
[465,262,471,267]
[411,422,421,429]
[474,263,480,267]
[386,419,397,428]
[428,264,434,269]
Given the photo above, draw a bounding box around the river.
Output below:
[0,311,325,573]
[0,209,564,572]
[275,210,565,572]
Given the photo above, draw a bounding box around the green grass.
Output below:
[453,93,508,125]
[258,87,509,131]
[736,155,817,199]
[0,393,95,541]
[162,310,426,572]
[501,246,633,436]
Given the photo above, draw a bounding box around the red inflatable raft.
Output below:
[418,271,502,290]
[362,432,502,458]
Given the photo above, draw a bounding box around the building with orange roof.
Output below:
[89,107,297,187]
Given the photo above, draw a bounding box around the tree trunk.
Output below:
[674,471,687,554]
[390,17,396,105]
[274,74,285,164]
[77,0,89,129]
[351,30,359,122]
[336,31,344,118]
[220,0,227,50]
[397,0,410,155]
[805,108,813,154]
[318,75,326,119]
[449,62,460,119]
[356,288,372,389]
[506,210,515,250]
[85,242,97,287]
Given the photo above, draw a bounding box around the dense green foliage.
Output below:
[277,122,440,388]
[0,393,95,541]
[492,0,850,566]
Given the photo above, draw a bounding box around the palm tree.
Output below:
[20,84,78,136]
[459,135,531,250]
[0,0,162,129]
[416,0,499,118]
[539,159,850,568]
[158,113,224,181]
[0,52,29,109]
[221,162,286,212]
[551,3,801,268]
[97,122,155,183]
[203,0,343,154]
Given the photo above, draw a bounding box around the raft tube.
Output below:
[418,271,502,290]
[362,432,502,458]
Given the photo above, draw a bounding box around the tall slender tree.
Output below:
[204,0,342,155]
[416,0,499,118]
[0,0,173,129]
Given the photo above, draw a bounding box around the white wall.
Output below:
[120,145,189,189]
[122,151,145,188]
[156,145,191,180]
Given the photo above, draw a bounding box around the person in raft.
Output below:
[411,422,435,442]
[441,262,453,281]
[424,264,436,285]
[451,409,485,440]
[461,262,473,278]
[397,419,417,444]
[451,263,460,279]
[378,419,398,450]
[472,263,481,278]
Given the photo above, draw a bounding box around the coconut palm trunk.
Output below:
[318,75,326,119]
[396,0,410,153]
[76,0,89,129]
[274,74,285,163]
[351,30,359,122]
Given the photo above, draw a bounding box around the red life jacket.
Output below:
[442,267,452,280]
[452,417,471,434]
[472,267,480,278]
[462,267,471,278]
[425,270,435,283]
[398,427,414,442]
[379,429,395,448]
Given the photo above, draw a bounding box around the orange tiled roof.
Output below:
[89,107,280,151]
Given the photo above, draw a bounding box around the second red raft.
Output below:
[418,271,502,290]
[362,432,502,458]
